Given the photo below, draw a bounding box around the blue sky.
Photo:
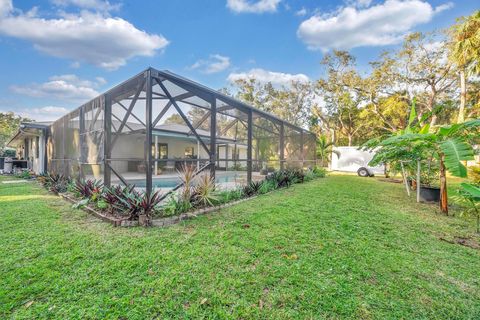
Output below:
[0,0,477,121]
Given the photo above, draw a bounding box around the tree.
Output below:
[315,51,364,146]
[0,112,31,154]
[316,135,339,167]
[393,32,457,127]
[448,10,480,123]
[230,78,316,128]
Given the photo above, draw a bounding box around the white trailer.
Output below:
[331,146,385,177]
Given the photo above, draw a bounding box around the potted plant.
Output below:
[418,160,441,203]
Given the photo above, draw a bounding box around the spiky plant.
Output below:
[192,173,218,207]
[74,179,104,199]
[177,163,196,203]
[139,190,163,219]
[243,180,262,197]
[113,187,142,220]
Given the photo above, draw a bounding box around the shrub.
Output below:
[266,170,294,188]
[258,180,276,194]
[113,187,142,220]
[191,173,218,207]
[139,190,163,219]
[242,180,262,197]
[304,170,316,182]
[15,170,33,179]
[177,163,196,203]
[452,183,480,233]
[217,188,244,204]
[469,166,480,185]
[74,179,104,199]
[313,166,327,178]
[162,195,192,216]
[46,173,70,193]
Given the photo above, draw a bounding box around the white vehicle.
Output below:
[331,146,385,177]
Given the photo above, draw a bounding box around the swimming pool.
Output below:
[129,173,246,189]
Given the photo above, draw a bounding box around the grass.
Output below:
[1,174,479,319]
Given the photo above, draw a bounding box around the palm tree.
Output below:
[316,135,339,167]
[449,10,480,123]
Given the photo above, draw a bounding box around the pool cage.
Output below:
[47,68,317,195]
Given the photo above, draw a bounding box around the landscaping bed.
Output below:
[36,166,327,227]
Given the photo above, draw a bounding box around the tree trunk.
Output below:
[458,69,466,123]
[348,135,352,147]
[439,154,448,215]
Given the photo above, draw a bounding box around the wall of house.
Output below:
[16,135,45,174]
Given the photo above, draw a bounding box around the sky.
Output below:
[0,0,477,121]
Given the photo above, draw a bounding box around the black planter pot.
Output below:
[419,186,440,203]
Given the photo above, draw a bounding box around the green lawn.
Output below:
[1,175,479,319]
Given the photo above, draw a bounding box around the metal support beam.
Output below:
[79,105,86,178]
[247,109,253,184]
[114,100,146,127]
[219,119,238,137]
[300,130,304,168]
[104,94,112,187]
[225,143,229,170]
[210,95,217,179]
[90,101,103,131]
[157,80,210,155]
[280,122,285,170]
[145,69,153,195]
[111,79,145,148]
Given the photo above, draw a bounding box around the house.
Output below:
[8,68,316,191]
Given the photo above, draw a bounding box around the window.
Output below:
[184,147,194,158]
[151,143,168,159]
[159,144,168,159]
[35,136,39,159]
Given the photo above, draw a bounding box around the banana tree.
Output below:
[453,183,480,233]
[380,119,479,214]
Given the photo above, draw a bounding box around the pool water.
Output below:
[130,173,244,189]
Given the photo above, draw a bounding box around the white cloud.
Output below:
[297,0,452,52]
[227,0,281,13]
[0,0,12,16]
[227,68,310,86]
[190,54,231,74]
[0,0,169,70]
[353,0,373,7]
[10,74,105,101]
[434,2,454,14]
[295,7,307,16]
[0,106,70,121]
[51,0,121,12]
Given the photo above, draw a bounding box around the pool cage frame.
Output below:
[46,68,317,196]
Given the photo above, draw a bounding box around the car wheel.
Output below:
[357,167,370,177]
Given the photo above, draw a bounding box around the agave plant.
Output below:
[192,173,218,207]
[47,173,69,193]
[177,163,196,203]
[242,180,262,197]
